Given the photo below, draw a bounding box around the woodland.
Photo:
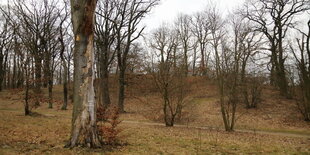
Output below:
[0,0,309,154]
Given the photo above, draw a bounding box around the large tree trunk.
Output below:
[66,0,100,148]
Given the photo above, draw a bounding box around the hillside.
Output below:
[0,76,309,154]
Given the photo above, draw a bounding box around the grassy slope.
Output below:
[0,77,309,154]
[125,76,310,134]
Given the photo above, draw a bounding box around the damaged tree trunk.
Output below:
[65,0,100,148]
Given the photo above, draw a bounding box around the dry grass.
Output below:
[0,76,309,154]
[125,76,310,134]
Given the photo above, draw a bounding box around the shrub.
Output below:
[96,105,122,145]
[242,75,264,109]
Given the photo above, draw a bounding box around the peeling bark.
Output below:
[66,0,100,148]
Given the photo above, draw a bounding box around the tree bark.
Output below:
[118,67,126,113]
[60,40,68,110]
[0,51,4,91]
[48,77,53,109]
[61,68,68,110]
[34,56,42,106]
[12,54,17,88]
[59,16,68,110]
[25,72,30,116]
[101,67,111,106]
[66,0,100,148]
[24,56,31,116]
[2,51,8,89]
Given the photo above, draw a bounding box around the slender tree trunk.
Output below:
[192,45,197,76]
[2,52,8,89]
[163,87,173,127]
[277,28,289,98]
[43,61,49,88]
[184,48,188,76]
[60,49,68,110]
[61,67,68,110]
[48,77,53,108]
[7,61,10,89]
[219,77,230,131]
[101,68,111,106]
[59,68,62,85]
[17,55,24,88]
[24,58,31,116]
[34,57,42,106]
[34,57,42,88]
[12,54,17,88]
[46,54,53,109]
[200,43,205,76]
[66,0,100,148]
[118,67,125,113]
[277,61,289,97]
[59,20,68,110]
[25,78,30,115]
[99,51,111,106]
[0,52,4,91]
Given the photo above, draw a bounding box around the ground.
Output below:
[0,77,309,154]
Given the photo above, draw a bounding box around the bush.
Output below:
[242,76,264,109]
[96,105,122,145]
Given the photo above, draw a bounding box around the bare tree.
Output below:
[13,0,44,106]
[231,13,264,108]
[243,0,310,98]
[291,19,310,121]
[175,14,192,76]
[0,9,12,91]
[114,0,158,113]
[59,1,70,110]
[65,0,101,148]
[5,0,63,108]
[94,0,118,107]
[38,0,63,109]
[191,11,210,76]
[208,6,240,131]
[149,25,188,127]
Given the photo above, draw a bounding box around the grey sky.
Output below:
[143,0,245,31]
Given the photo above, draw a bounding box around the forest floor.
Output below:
[0,76,310,154]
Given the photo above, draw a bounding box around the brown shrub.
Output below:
[97,105,122,145]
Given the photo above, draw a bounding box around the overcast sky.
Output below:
[142,0,245,31]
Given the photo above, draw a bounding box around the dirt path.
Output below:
[122,120,310,139]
